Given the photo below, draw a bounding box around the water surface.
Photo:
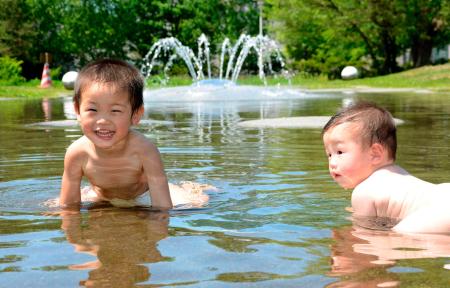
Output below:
[0,88,449,287]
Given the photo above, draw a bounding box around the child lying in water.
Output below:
[322,101,450,233]
[60,59,212,209]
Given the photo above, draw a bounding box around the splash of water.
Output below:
[141,33,289,85]
[141,37,202,82]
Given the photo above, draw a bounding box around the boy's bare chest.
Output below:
[83,155,146,191]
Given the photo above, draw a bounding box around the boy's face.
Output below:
[76,82,142,149]
[323,122,374,189]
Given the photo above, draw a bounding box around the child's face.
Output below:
[323,122,374,189]
[76,82,142,149]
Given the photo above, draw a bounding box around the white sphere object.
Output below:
[341,66,358,80]
[62,71,78,90]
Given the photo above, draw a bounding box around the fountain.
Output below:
[139,33,329,128]
[141,33,288,85]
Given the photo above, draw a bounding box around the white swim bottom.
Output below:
[81,186,151,208]
[81,181,213,208]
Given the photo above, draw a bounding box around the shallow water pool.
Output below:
[0,87,449,287]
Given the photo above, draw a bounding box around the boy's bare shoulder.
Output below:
[63,136,90,168]
[352,166,404,200]
[353,178,378,199]
[360,165,409,188]
[65,136,90,155]
[128,130,159,153]
[352,167,406,217]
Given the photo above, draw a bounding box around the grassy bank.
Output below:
[1,63,449,98]
[0,80,69,98]
[147,63,450,91]
[290,63,450,91]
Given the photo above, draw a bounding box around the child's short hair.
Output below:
[74,59,144,115]
[323,101,397,160]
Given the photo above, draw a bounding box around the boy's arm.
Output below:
[60,144,84,208]
[142,141,173,209]
[351,184,378,217]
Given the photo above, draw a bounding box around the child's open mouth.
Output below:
[331,172,341,180]
[95,129,115,139]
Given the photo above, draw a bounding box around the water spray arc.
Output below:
[141,34,287,85]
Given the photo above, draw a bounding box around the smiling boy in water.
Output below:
[60,59,209,209]
[322,101,450,233]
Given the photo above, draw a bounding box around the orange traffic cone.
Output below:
[40,62,52,88]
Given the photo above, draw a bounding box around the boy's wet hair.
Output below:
[322,101,397,160]
[74,59,144,115]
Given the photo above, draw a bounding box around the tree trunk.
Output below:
[408,1,441,68]
[411,37,433,67]
[380,28,400,74]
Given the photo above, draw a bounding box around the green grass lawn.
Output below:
[146,63,450,91]
[1,63,449,98]
[0,80,69,98]
[290,63,450,90]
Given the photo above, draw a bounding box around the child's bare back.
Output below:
[352,165,450,233]
[322,101,450,233]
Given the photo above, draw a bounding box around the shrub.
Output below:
[0,56,25,85]
[50,66,61,80]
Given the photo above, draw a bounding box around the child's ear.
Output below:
[132,106,144,125]
[370,143,385,164]
[74,103,81,121]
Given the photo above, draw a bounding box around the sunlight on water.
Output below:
[0,89,449,287]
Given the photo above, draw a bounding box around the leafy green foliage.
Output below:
[0,0,448,79]
[50,66,61,80]
[267,0,450,77]
[0,0,260,78]
[0,0,37,61]
[0,56,25,84]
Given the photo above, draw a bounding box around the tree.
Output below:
[400,0,450,67]
[267,0,450,76]
[267,0,372,77]
[1,0,261,78]
[0,0,39,78]
[0,0,36,59]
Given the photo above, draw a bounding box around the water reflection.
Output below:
[41,98,52,121]
[328,224,450,287]
[61,209,169,287]
[0,90,449,286]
